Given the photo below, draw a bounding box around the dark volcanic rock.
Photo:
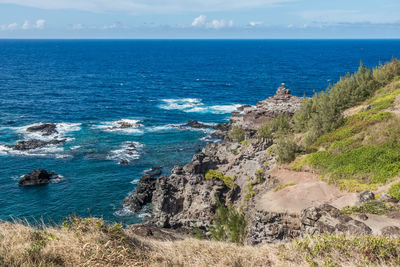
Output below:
[18,169,59,186]
[301,204,372,235]
[26,123,58,136]
[247,211,301,245]
[123,174,157,212]
[144,167,162,177]
[7,139,66,151]
[359,191,375,202]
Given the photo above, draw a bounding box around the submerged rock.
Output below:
[26,123,58,136]
[18,169,60,186]
[7,139,66,151]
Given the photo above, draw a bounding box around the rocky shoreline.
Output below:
[122,83,400,244]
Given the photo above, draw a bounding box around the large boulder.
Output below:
[18,169,59,186]
[379,193,399,203]
[359,191,375,202]
[301,204,372,235]
[381,226,400,238]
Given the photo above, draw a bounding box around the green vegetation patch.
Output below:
[388,182,400,201]
[229,125,245,142]
[209,198,247,244]
[205,170,237,190]
[274,182,296,192]
[341,201,398,215]
[299,141,400,187]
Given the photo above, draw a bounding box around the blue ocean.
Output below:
[0,40,399,224]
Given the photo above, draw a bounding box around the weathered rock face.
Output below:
[123,168,163,212]
[247,211,301,245]
[18,169,60,186]
[26,123,58,136]
[301,204,372,235]
[123,174,158,213]
[149,153,230,229]
[230,84,303,133]
[7,139,66,151]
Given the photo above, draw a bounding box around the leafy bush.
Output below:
[209,198,247,244]
[257,114,291,139]
[229,126,245,142]
[388,182,400,201]
[205,170,237,190]
[276,136,300,163]
[293,60,400,146]
[255,169,265,184]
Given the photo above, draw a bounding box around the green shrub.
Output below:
[257,122,273,139]
[258,114,292,139]
[276,136,300,163]
[229,126,245,142]
[293,60,400,146]
[205,170,237,190]
[341,201,398,215]
[255,169,265,184]
[209,198,247,244]
[388,182,400,200]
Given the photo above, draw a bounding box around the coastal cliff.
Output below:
[125,59,400,245]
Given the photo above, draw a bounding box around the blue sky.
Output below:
[0,0,399,38]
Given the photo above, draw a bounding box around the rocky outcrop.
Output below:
[7,139,66,151]
[379,193,399,203]
[230,83,303,133]
[18,169,61,186]
[359,191,375,202]
[123,169,162,212]
[26,123,58,136]
[247,211,301,245]
[301,204,372,235]
[149,154,231,229]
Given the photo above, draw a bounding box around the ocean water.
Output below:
[0,39,399,224]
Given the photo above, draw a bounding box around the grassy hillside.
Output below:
[260,58,400,194]
[1,218,400,266]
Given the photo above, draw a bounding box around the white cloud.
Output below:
[35,19,46,29]
[192,15,233,29]
[22,20,30,29]
[192,15,206,27]
[0,0,294,14]
[0,22,18,31]
[249,21,262,27]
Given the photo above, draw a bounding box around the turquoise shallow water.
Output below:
[0,39,399,224]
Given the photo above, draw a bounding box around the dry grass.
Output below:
[1,218,400,267]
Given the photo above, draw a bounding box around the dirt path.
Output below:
[256,168,359,214]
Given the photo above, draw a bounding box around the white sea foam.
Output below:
[15,122,81,141]
[114,205,134,217]
[94,119,143,134]
[159,98,242,114]
[0,143,65,158]
[107,141,144,163]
